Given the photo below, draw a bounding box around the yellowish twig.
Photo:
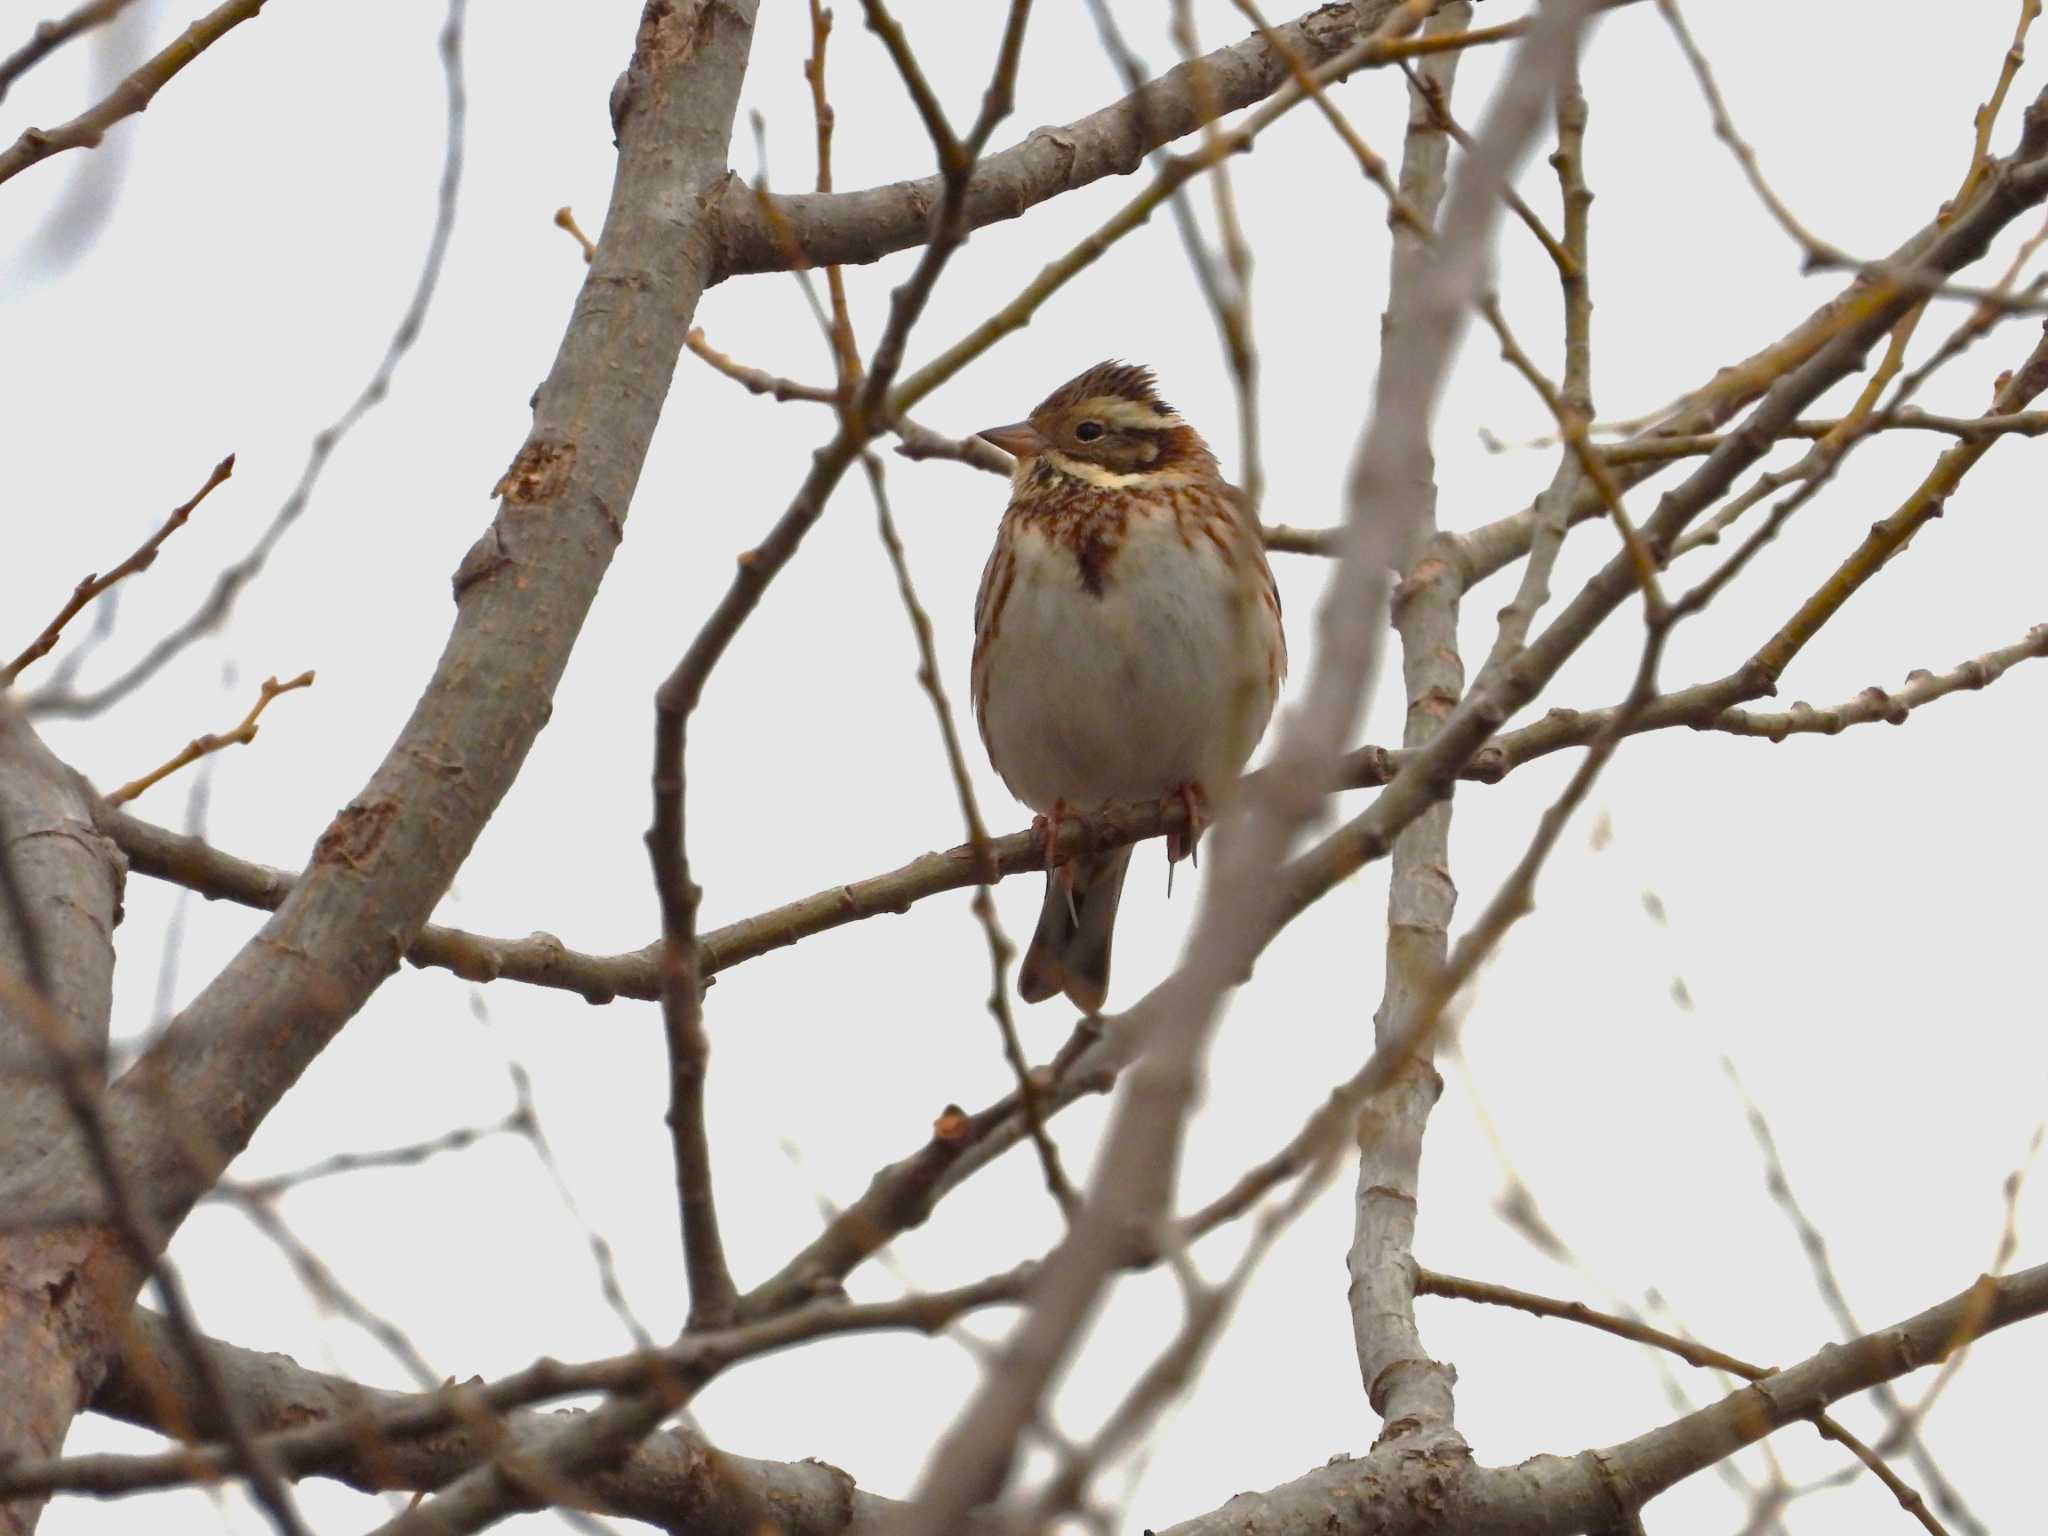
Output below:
[107,671,314,807]
[553,206,596,263]
[0,0,271,187]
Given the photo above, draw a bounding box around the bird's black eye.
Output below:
[1074,420,1105,442]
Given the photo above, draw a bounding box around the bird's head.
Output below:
[978,360,1216,488]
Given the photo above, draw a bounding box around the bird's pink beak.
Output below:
[977,421,1046,458]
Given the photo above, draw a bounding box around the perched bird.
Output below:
[972,361,1286,1014]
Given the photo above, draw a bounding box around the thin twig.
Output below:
[1419,1270,1951,1536]
[98,610,2048,1032]
[0,0,144,105]
[864,453,1076,1217]
[553,205,596,261]
[887,11,1537,418]
[0,0,271,187]
[1,454,234,688]
[104,670,314,808]
[26,0,468,719]
[899,10,1600,1531]
[642,0,1035,1347]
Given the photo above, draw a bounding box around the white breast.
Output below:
[977,507,1279,816]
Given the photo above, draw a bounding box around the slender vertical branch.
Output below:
[642,0,1035,1336]
[898,10,1600,1531]
[1346,0,1470,1446]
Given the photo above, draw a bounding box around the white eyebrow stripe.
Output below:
[1043,450,1204,489]
[1081,397,1184,430]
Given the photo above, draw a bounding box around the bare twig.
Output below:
[0,0,272,187]
[641,0,1035,1349]
[103,615,2048,1030]
[1345,0,1471,1450]
[104,671,313,808]
[27,0,468,719]
[712,0,1536,280]
[888,10,1542,417]
[898,11,1600,1531]
[686,327,838,403]
[684,326,1010,469]
[553,204,596,262]
[1721,1061,1979,1534]
[0,0,144,105]
[1419,1269,1951,1536]
[1749,326,2048,680]
[1275,116,2048,934]
[1158,1262,2048,1536]
[1,454,234,688]
[864,453,1075,1216]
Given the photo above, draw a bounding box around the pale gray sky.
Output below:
[5,2,2045,1532]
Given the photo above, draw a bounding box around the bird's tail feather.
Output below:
[1017,846,1132,1014]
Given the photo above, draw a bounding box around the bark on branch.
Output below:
[710,0,1422,280]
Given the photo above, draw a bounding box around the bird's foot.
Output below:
[1164,782,1211,896]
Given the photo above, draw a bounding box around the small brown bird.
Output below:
[972,361,1286,1013]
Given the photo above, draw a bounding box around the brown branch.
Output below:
[0,881,309,1535]
[0,0,271,188]
[857,0,961,171]
[684,326,1012,470]
[1752,324,2048,682]
[1275,111,2048,938]
[0,12,758,1533]
[25,3,467,721]
[51,1109,1339,1522]
[641,0,1033,1352]
[891,416,1011,473]
[0,0,144,105]
[39,1274,1029,1509]
[551,204,595,262]
[1157,1262,2048,1535]
[103,671,313,809]
[101,607,2046,1044]
[685,326,837,403]
[0,454,233,689]
[426,10,1038,1533]
[898,10,1598,1531]
[709,0,1529,280]
[0,712,122,1536]
[886,5,1532,419]
[1418,1269,1950,1536]
[77,1310,938,1531]
[864,454,1075,1216]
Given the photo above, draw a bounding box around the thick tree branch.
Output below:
[1157,1263,2048,1535]
[1419,1270,1949,1536]
[0,711,122,1536]
[0,8,760,1533]
[712,0,1460,279]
